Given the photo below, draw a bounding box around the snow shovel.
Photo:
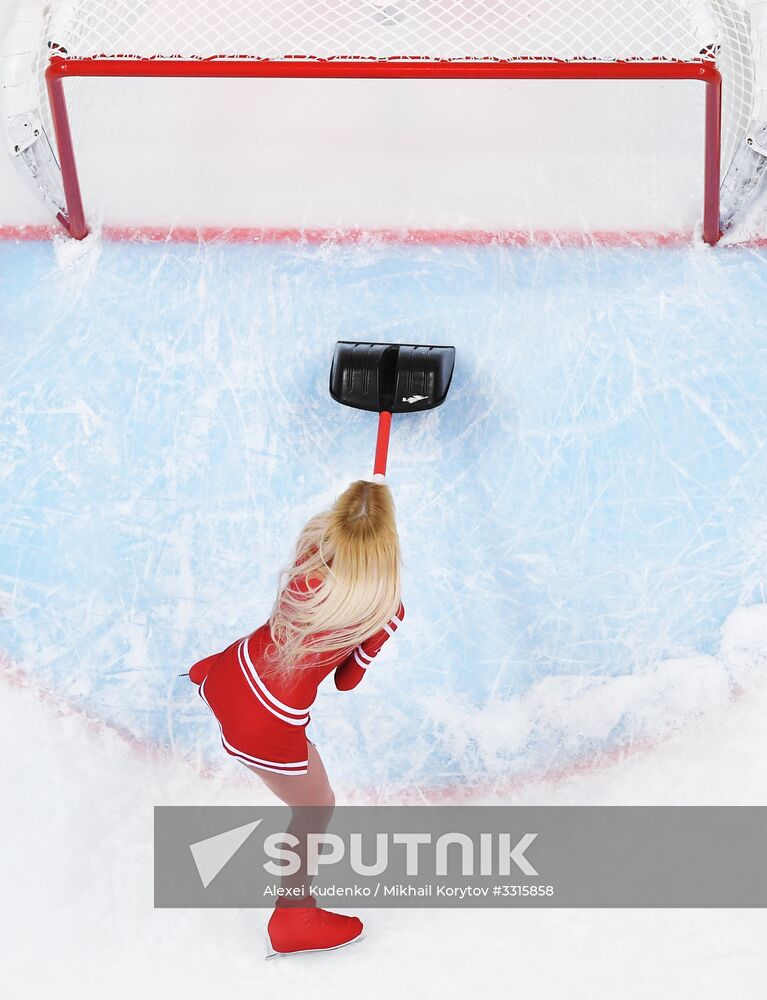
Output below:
[329,341,455,479]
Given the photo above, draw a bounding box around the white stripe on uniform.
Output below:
[236,642,310,727]
[240,636,313,715]
[199,678,309,775]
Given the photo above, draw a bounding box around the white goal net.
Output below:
[42,0,748,66]
[3,0,767,237]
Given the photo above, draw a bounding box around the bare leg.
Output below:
[244,741,335,809]
[243,741,334,905]
[247,743,363,953]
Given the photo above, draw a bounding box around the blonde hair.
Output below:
[265,480,401,676]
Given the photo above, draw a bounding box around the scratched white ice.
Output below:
[2,236,767,799]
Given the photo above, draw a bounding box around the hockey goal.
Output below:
[6,0,767,243]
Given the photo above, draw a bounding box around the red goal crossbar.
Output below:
[46,57,723,245]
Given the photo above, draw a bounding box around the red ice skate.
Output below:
[267,900,364,958]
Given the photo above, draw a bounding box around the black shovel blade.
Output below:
[329,341,455,414]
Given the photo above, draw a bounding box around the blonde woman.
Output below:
[189,479,404,956]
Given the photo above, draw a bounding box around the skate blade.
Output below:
[265,932,365,960]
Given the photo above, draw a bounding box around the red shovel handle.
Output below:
[374,411,392,477]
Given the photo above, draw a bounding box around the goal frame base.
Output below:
[45,57,723,245]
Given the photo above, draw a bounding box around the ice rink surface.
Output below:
[2,14,767,986]
[1,617,766,999]
[2,236,767,800]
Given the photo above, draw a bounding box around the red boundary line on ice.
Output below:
[0,651,746,803]
[0,653,223,783]
[4,223,767,248]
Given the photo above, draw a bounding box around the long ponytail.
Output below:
[265,480,401,676]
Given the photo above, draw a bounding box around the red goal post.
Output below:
[24,1,766,244]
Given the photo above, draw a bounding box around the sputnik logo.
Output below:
[189,819,262,888]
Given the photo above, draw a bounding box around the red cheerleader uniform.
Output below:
[189,578,405,776]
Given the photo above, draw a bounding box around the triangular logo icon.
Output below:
[189,819,262,888]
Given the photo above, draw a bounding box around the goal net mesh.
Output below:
[36,1,757,200]
[42,1,744,64]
